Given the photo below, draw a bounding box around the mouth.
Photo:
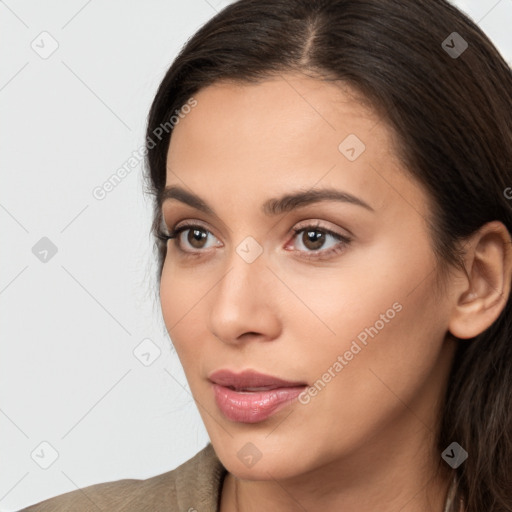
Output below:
[209,369,308,423]
[224,385,284,392]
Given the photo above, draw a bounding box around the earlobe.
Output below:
[448,221,512,340]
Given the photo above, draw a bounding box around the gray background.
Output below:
[1,0,510,510]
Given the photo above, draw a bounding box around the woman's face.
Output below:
[160,73,458,481]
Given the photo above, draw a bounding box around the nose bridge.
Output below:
[208,239,281,342]
[219,233,269,298]
[215,241,269,314]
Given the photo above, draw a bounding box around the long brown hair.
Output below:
[144,1,512,510]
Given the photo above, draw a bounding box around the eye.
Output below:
[158,222,221,253]
[287,222,352,260]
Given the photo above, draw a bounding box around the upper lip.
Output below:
[209,369,307,390]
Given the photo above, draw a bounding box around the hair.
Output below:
[143,1,512,510]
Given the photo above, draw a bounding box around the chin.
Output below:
[211,432,318,481]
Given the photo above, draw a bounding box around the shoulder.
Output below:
[19,443,227,512]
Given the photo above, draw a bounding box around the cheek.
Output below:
[278,235,435,344]
[159,260,207,364]
[290,227,437,348]
[293,233,447,420]
[160,255,211,320]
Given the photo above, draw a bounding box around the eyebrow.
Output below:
[160,185,374,217]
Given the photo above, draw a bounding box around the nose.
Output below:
[207,248,282,346]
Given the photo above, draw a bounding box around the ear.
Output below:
[448,221,512,340]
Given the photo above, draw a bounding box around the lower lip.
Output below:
[211,383,306,423]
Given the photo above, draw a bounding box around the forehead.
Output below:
[164,73,427,221]
[168,74,381,166]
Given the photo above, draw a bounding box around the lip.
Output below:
[209,369,307,423]
[209,369,307,390]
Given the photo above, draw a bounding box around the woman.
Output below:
[20,0,512,511]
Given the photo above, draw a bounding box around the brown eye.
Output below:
[301,229,326,251]
[166,223,222,254]
[289,224,352,261]
[186,227,209,249]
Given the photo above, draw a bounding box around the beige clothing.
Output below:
[19,443,226,512]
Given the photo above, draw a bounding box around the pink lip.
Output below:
[209,369,307,423]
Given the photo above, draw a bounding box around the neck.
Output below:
[223,456,453,512]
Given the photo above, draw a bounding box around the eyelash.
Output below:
[156,222,352,261]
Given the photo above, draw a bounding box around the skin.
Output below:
[159,72,512,512]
